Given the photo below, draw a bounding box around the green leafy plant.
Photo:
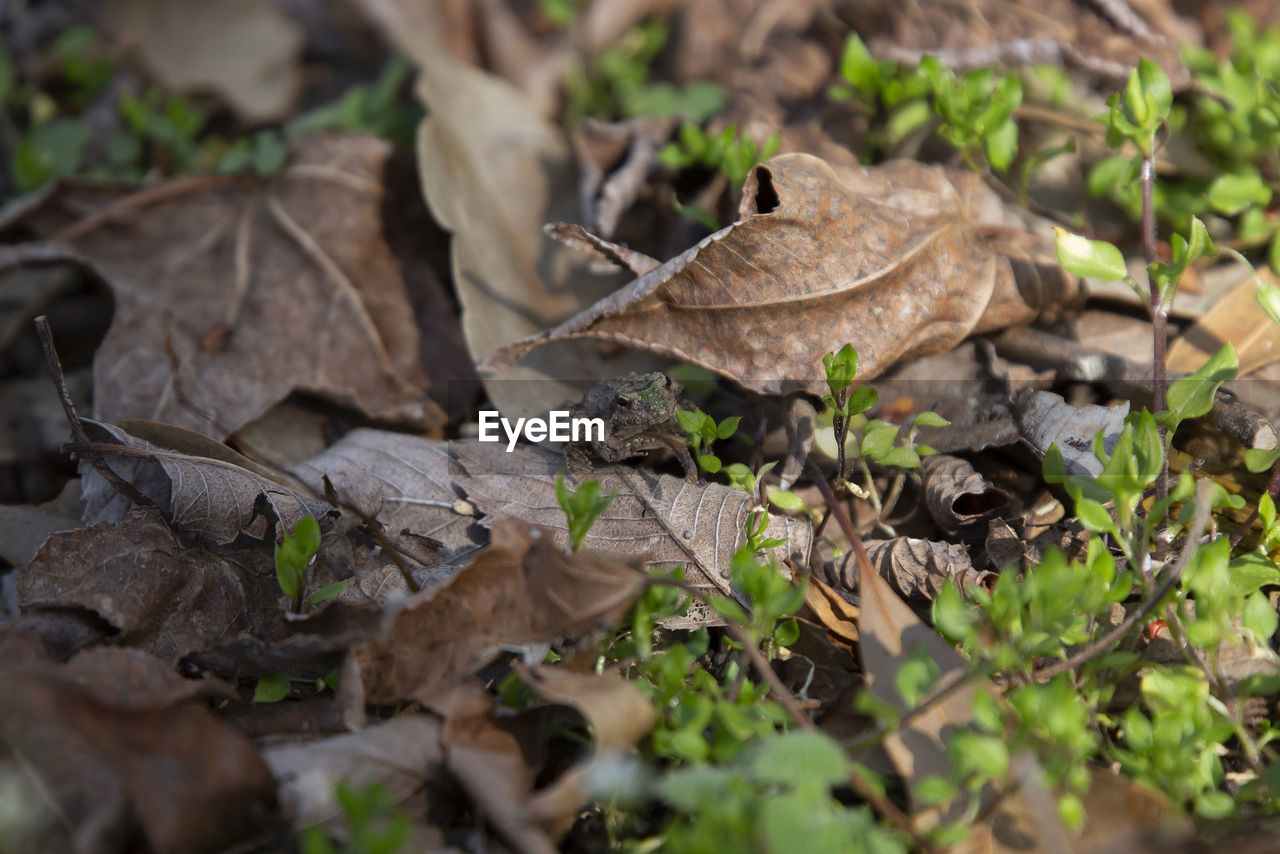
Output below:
[659,122,781,188]
[563,20,726,128]
[286,56,422,148]
[674,408,740,475]
[555,473,617,552]
[918,56,1023,172]
[820,343,946,533]
[274,514,344,614]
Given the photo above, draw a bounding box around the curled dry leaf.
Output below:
[485,153,1080,395]
[24,135,446,440]
[920,454,1010,532]
[79,420,325,547]
[347,518,646,706]
[830,536,987,604]
[1015,389,1129,477]
[0,646,276,854]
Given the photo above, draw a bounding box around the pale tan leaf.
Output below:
[103,0,303,122]
[1168,272,1280,376]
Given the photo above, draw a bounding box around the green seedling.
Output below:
[659,122,780,188]
[555,473,616,552]
[274,514,344,614]
[675,408,739,475]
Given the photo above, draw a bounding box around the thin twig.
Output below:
[34,315,156,509]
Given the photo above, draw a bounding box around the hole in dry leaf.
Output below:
[749,166,779,215]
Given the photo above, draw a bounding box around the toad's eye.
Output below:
[663,375,673,388]
[615,395,631,408]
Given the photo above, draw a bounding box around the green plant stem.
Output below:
[1027,479,1212,683]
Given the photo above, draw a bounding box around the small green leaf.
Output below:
[1208,171,1273,215]
[1075,497,1117,534]
[985,116,1018,171]
[911,411,950,427]
[698,454,722,473]
[253,672,291,703]
[708,594,750,624]
[715,415,741,440]
[1163,343,1238,429]
[307,580,349,607]
[767,490,807,512]
[845,386,878,416]
[1244,591,1278,642]
[1244,448,1280,473]
[1258,276,1280,326]
[1053,227,1128,281]
[750,731,848,786]
[773,617,799,647]
[675,409,707,436]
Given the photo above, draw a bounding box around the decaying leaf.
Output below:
[24,135,446,440]
[0,646,276,854]
[79,420,325,547]
[1015,390,1129,477]
[830,536,986,604]
[437,683,560,854]
[486,153,1080,396]
[920,454,1010,532]
[17,509,271,662]
[103,0,303,122]
[346,518,646,706]
[365,5,659,417]
[291,430,812,606]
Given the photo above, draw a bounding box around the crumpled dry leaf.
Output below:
[920,454,1010,532]
[833,536,988,604]
[1015,390,1129,477]
[16,508,274,662]
[486,153,1080,396]
[103,0,303,122]
[346,518,646,706]
[0,646,276,854]
[24,135,445,440]
[79,420,325,547]
[290,430,812,608]
[437,682,560,854]
[0,478,82,567]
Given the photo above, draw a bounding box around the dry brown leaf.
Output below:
[103,0,303,122]
[372,6,658,417]
[438,682,561,854]
[831,537,986,604]
[0,646,277,854]
[347,518,646,706]
[24,135,446,440]
[920,454,1011,532]
[518,665,659,754]
[485,153,1079,395]
[0,478,82,567]
[804,575,860,643]
[1070,766,1191,853]
[79,420,326,547]
[16,509,274,662]
[290,431,812,611]
[1168,272,1280,376]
